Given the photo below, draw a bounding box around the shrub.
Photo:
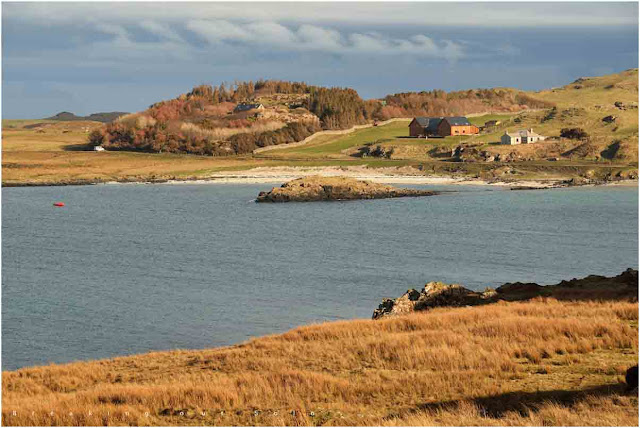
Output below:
[87,129,106,147]
[229,121,321,154]
[560,127,590,140]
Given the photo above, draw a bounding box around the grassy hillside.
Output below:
[257,70,638,182]
[473,69,639,162]
[2,293,637,426]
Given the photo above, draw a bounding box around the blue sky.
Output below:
[2,2,638,119]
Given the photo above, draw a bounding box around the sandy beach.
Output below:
[123,166,636,188]
[152,166,549,186]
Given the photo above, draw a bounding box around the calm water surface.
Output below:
[2,183,638,370]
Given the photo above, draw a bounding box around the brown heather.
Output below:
[2,297,638,426]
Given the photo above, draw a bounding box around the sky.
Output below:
[2,2,638,119]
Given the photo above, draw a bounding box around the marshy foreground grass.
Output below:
[2,295,637,426]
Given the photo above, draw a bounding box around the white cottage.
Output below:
[501,128,546,145]
[501,131,522,145]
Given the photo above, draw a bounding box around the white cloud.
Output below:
[348,33,386,52]
[245,22,296,46]
[138,20,184,43]
[186,19,465,58]
[95,23,129,40]
[186,20,250,43]
[89,22,193,62]
[410,35,439,54]
[297,25,342,50]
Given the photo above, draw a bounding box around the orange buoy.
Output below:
[53,202,65,207]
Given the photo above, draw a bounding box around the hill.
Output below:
[260,69,638,182]
[2,270,637,426]
[441,69,640,165]
[46,111,129,123]
[91,80,552,156]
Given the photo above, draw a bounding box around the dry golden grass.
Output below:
[2,298,637,426]
[1,120,384,185]
[1,120,287,184]
[1,149,277,185]
[1,120,102,152]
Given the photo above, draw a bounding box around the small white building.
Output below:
[501,131,522,145]
[501,128,546,145]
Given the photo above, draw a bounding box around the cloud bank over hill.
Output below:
[2,2,638,118]
[186,20,464,59]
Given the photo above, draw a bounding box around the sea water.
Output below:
[2,183,637,369]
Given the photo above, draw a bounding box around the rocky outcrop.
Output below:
[373,282,496,319]
[256,176,439,202]
[372,269,638,319]
[453,146,503,163]
[614,101,638,110]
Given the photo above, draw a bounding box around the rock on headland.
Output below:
[256,176,439,202]
[373,268,638,319]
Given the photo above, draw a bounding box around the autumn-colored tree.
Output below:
[307,87,368,129]
[381,89,554,118]
[87,129,106,147]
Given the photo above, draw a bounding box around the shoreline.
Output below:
[3,166,638,188]
[4,269,636,373]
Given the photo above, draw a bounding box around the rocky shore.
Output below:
[373,268,638,319]
[255,176,439,202]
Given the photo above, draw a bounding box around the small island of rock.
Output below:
[256,176,439,202]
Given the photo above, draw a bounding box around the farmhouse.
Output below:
[234,103,265,113]
[409,116,479,138]
[438,117,480,136]
[501,128,546,145]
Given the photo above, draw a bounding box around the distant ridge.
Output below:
[45,111,128,123]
